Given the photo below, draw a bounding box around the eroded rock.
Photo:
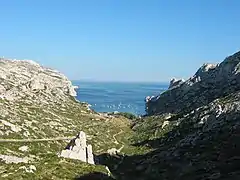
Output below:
[146,51,240,115]
[19,165,37,173]
[0,58,77,101]
[107,148,120,155]
[168,78,185,89]
[60,131,95,164]
[0,154,29,164]
[19,146,29,152]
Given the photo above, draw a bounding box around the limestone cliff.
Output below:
[0,58,77,101]
[146,51,240,115]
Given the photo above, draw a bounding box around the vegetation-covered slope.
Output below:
[0,59,144,180]
[104,93,239,180]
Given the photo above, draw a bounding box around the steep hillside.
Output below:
[0,59,144,180]
[95,51,240,180]
[146,51,240,115]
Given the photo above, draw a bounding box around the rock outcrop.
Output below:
[0,58,77,101]
[168,78,185,89]
[0,154,30,164]
[146,51,240,115]
[60,131,95,165]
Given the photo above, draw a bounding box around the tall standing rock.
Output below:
[60,131,95,165]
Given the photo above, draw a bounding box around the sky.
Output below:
[0,0,239,82]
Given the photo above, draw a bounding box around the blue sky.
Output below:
[0,0,239,82]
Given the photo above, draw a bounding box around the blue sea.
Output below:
[72,81,168,115]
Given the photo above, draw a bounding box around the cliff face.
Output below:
[0,58,77,101]
[146,51,240,115]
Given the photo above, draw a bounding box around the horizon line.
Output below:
[71,79,170,84]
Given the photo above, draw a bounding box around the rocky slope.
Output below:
[95,51,240,180]
[0,58,143,180]
[146,51,240,115]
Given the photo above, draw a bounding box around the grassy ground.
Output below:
[0,92,149,179]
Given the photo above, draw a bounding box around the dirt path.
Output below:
[0,136,75,143]
[113,129,123,145]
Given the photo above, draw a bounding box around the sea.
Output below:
[72,81,168,116]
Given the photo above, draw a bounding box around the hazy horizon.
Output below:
[71,78,170,83]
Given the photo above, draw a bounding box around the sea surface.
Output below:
[73,81,168,115]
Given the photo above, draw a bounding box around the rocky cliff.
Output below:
[0,58,77,101]
[146,51,240,115]
[90,51,240,180]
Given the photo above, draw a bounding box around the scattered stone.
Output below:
[29,165,37,172]
[0,120,22,132]
[107,148,120,155]
[161,121,170,129]
[19,165,37,173]
[0,154,29,164]
[216,104,223,117]
[19,145,29,152]
[165,114,172,120]
[1,174,9,178]
[23,131,30,137]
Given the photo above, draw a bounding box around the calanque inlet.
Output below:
[0,51,239,180]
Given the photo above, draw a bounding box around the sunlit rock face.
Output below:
[146,51,240,115]
[168,78,185,89]
[60,131,95,165]
[0,58,77,101]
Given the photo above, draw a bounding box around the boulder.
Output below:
[19,146,29,152]
[107,148,120,155]
[60,131,95,165]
